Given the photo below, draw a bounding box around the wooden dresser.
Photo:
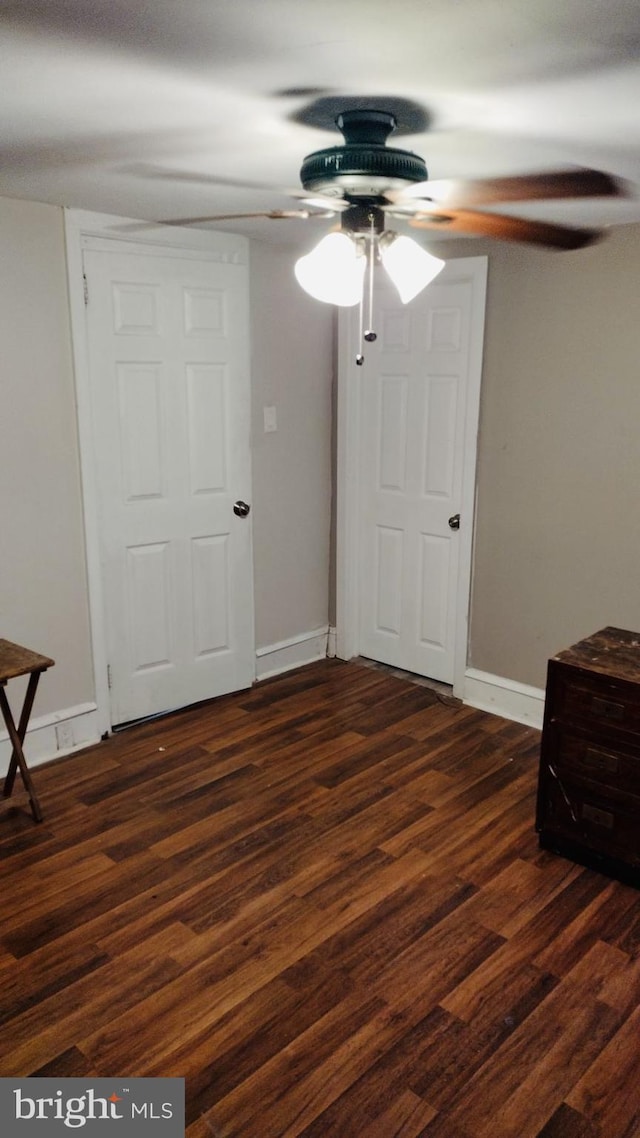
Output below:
[536,626,640,887]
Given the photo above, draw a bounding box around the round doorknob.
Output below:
[233,500,251,518]
[448,513,460,531]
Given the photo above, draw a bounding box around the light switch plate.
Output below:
[263,405,277,433]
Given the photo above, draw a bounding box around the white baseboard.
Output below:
[463,668,545,730]
[0,702,101,776]
[255,627,329,681]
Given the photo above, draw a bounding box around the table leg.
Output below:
[0,671,44,822]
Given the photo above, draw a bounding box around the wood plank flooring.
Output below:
[1,659,640,1137]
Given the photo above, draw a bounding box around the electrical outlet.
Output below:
[55,721,74,751]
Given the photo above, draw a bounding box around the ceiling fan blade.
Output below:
[290,191,351,211]
[408,208,600,250]
[391,168,625,209]
[159,208,333,226]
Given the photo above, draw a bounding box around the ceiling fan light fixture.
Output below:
[294,231,365,306]
[380,234,445,303]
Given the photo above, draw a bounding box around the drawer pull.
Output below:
[590,696,625,721]
[581,802,614,829]
[584,747,620,775]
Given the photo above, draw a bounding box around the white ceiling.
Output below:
[1,0,639,245]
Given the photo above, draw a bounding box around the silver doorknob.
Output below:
[233,500,251,518]
[448,513,460,531]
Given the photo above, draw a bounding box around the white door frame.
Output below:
[64,209,252,736]
[335,254,488,698]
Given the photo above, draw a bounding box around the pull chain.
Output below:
[356,216,378,365]
[364,217,377,345]
[356,275,364,366]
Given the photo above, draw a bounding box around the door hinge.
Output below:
[107,664,112,690]
[83,273,89,306]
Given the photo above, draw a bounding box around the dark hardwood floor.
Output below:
[1,658,639,1137]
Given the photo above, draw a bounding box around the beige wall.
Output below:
[445,224,640,688]
[0,196,94,714]
[3,191,639,721]
[0,202,334,738]
[249,242,334,649]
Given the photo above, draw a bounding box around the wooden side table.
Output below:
[0,639,55,823]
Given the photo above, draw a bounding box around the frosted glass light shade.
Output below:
[294,232,365,306]
[381,235,445,303]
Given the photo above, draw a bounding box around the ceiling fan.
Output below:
[163,107,624,252]
[156,107,624,361]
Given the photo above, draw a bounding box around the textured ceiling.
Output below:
[1,0,639,244]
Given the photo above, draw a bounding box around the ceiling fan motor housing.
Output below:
[300,109,427,199]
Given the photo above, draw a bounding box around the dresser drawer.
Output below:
[543,724,640,796]
[552,669,640,737]
[538,771,640,867]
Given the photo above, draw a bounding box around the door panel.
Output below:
[357,266,485,684]
[375,525,404,636]
[187,364,228,493]
[84,246,253,725]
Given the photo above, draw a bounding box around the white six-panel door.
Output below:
[340,256,487,687]
[83,244,254,725]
